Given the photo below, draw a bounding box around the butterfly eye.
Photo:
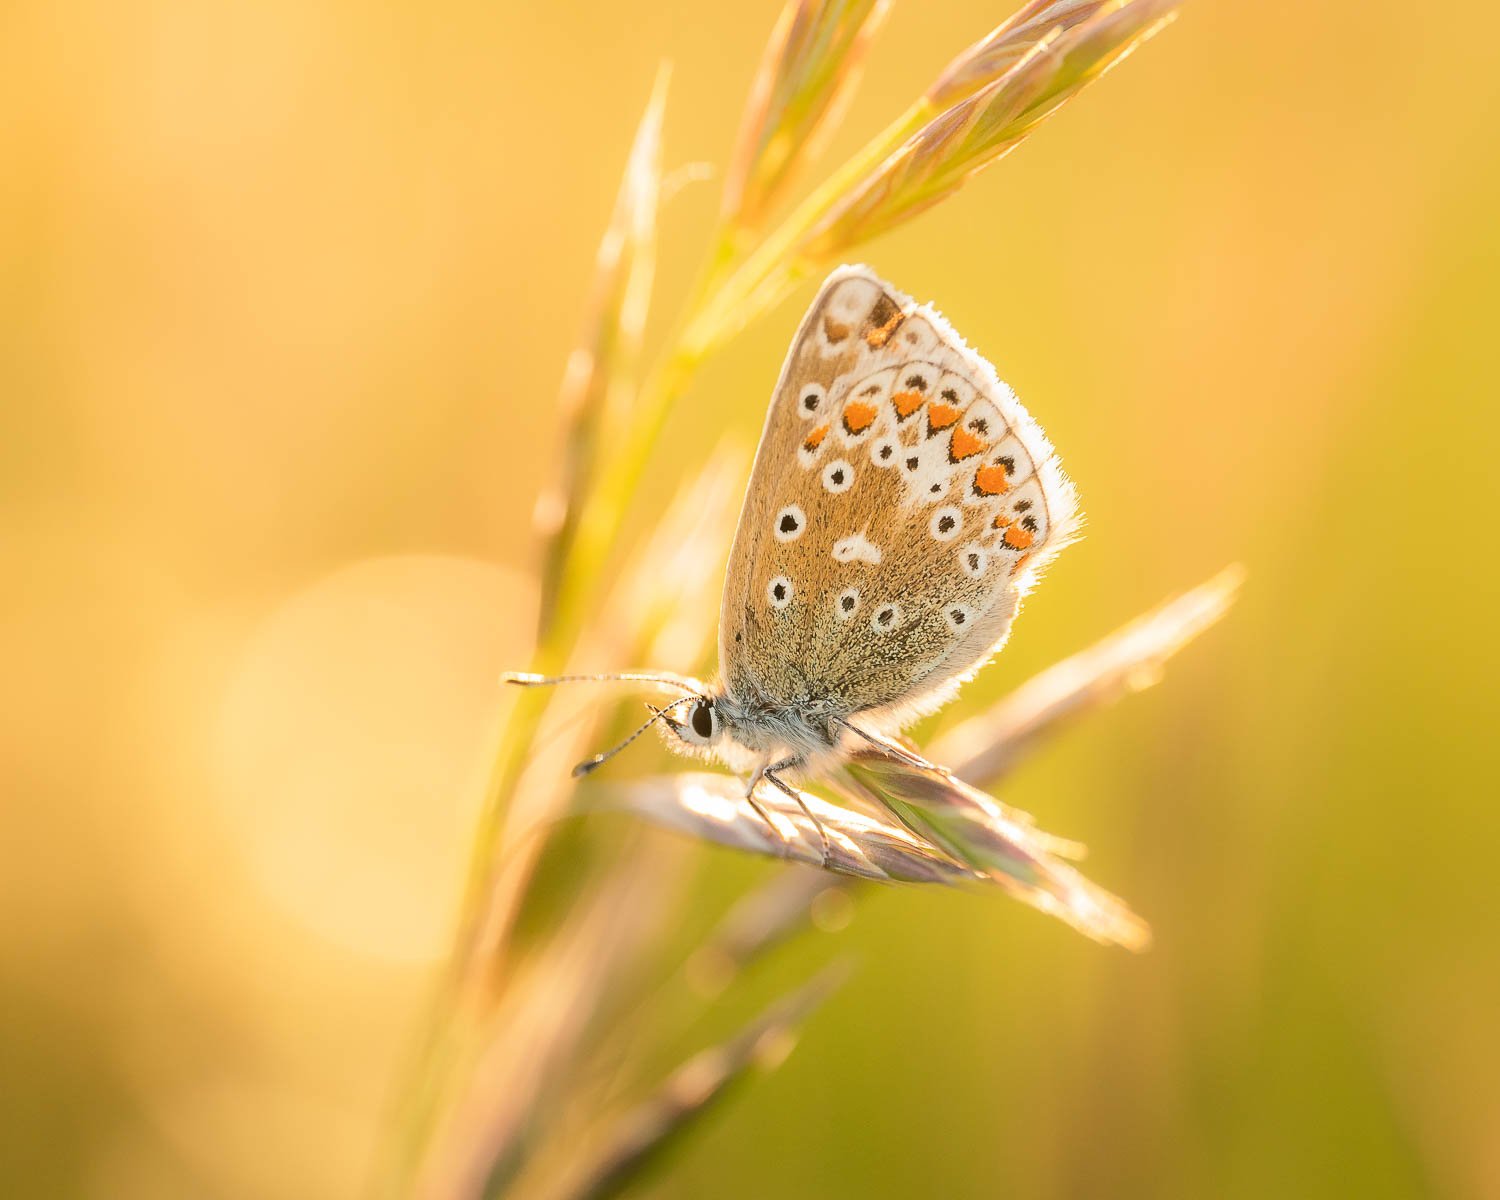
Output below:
[690,700,715,739]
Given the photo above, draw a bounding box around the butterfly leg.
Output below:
[832,715,941,772]
[759,757,831,863]
[742,788,782,842]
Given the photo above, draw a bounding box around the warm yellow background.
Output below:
[5,1,1499,1197]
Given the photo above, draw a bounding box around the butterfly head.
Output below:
[655,690,785,775]
[503,671,732,774]
[661,693,725,749]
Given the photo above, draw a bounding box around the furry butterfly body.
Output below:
[512,265,1078,801]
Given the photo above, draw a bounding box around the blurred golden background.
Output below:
[5,0,1500,1196]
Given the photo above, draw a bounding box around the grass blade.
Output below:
[536,65,669,637]
[547,965,849,1200]
[931,565,1245,783]
[424,842,687,1199]
[617,440,748,670]
[836,751,1152,949]
[466,445,747,994]
[686,868,855,996]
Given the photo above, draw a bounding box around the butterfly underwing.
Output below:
[512,265,1079,800]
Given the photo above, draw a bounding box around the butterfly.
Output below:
[509,265,1079,836]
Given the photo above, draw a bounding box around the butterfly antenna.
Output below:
[504,671,699,696]
[571,696,698,778]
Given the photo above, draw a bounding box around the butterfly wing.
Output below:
[720,265,1079,726]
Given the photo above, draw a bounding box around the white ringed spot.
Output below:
[834,587,860,621]
[944,604,974,633]
[871,602,903,633]
[870,436,900,468]
[767,575,794,610]
[929,505,963,542]
[832,532,881,565]
[797,383,826,419]
[821,459,855,494]
[774,504,806,542]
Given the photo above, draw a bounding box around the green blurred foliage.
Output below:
[3,1,1498,1197]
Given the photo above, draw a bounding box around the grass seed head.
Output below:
[799,0,1183,257]
[723,0,893,231]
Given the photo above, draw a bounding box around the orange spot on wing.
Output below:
[892,390,924,419]
[823,316,850,343]
[864,298,906,347]
[803,424,829,451]
[1003,526,1035,550]
[949,427,987,461]
[992,512,1014,530]
[927,402,961,433]
[973,465,1009,495]
[842,401,877,434]
[866,319,903,347]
